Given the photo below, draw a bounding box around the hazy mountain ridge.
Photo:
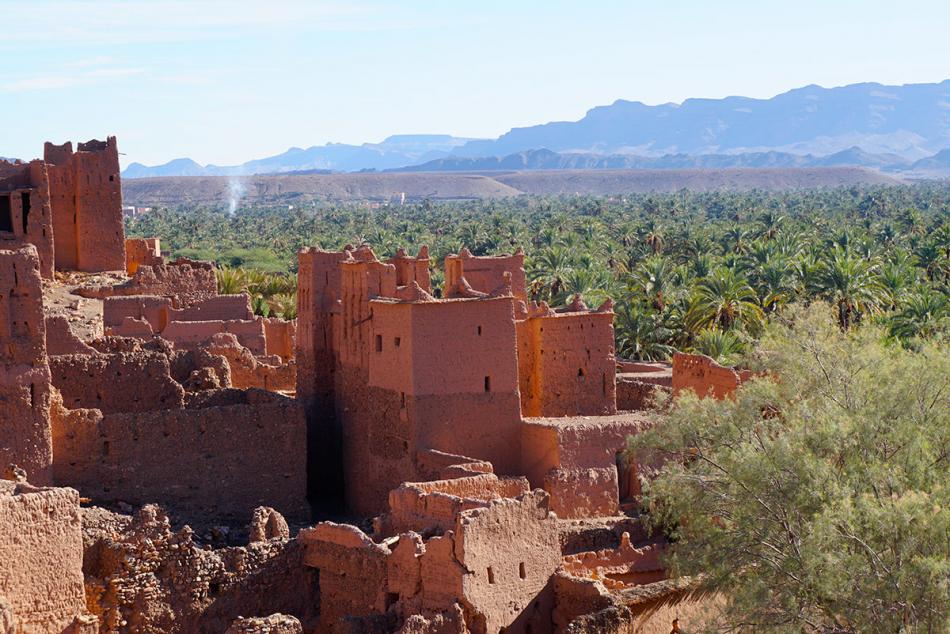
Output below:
[391,147,923,173]
[454,81,950,159]
[122,134,478,178]
[122,81,950,178]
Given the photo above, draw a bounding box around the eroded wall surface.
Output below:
[0,245,53,483]
[0,481,88,634]
[53,391,308,523]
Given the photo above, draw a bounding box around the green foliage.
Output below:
[629,305,950,632]
[127,183,950,353]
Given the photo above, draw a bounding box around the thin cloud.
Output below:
[4,67,145,93]
[5,75,82,92]
[0,1,426,46]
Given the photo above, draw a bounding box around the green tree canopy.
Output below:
[629,304,949,632]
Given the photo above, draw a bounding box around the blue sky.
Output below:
[2,0,948,167]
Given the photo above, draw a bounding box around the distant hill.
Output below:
[122,135,477,178]
[122,167,902,207]
[911,149,950,171]
[121,80,950,178]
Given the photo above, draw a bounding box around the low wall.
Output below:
[51,390,309,523]
[162,319,266,355]
[0,481,88,634]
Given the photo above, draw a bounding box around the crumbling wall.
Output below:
[0,244,54,483]
[45,315,98,356]
[520,414,653,517]
[444,247,527,301]
[53,390,308,523]
[208,333,295,392]
[44,138,125,272]
[77,259,217,306]
[387,246,431,292]
[384,473,530,535]
[162,318,266,355]
[124,237,162,275]
[300,522,390,632]
[0,159,56,278]
[517,301,617,418]
[444,490,559,633]
[671,352,749,399]
[83,505,320,634]
[103,295,173,335]
[0,481,89,633]
[544,467,619,519]
[50,351,186,414]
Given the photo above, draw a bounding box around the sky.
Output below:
[2,0,948,168]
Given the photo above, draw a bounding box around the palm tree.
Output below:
[818,248,885,329]
[614,303,675,361]
[528,246,573,302]
[629,255,678,311]
[691,328,749,365]
[686,267,764,332]
[888,289,949,341]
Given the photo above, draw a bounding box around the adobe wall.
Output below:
[50,351,186,414]
[372,296,523,466]
[301,490,560,634]
[300,522,390,632]
[208,333,296,392]
[103,295,173,334]
[295,247,348,408]
[446,490,559,633]
[77,259,217,306]
[0,481,88,633]
[384,473,531,535]
[263,317,296,361]
[386,246,431,292]
[671,352,747,399]
[45,315,98,355]
[162,317,267,354]
[0,244,54,483]
[44,137,125,272]
[168,293,252,322]
[335,294,523,516]
[517,302,617,418]
[124,237,162,275]
[444,247,527,301]
[52,390,308,523]
[0,159,56,278]
[520,414,654,517]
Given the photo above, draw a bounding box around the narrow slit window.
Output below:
[20,193,31,233]
[375,334,383,352]
[484,376,491,392]
[0,195,12,233]
[477,325,482,336]
[519,562,526,579]
[487,567,495,584]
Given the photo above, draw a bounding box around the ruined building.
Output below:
[1,137,733,633]
[0,138,125,279]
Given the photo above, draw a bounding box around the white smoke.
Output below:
[227,176,246,215]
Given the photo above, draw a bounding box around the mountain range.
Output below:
[123,80,950,179]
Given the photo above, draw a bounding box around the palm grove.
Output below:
[128,184,949,631]
[128,184,950,358]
